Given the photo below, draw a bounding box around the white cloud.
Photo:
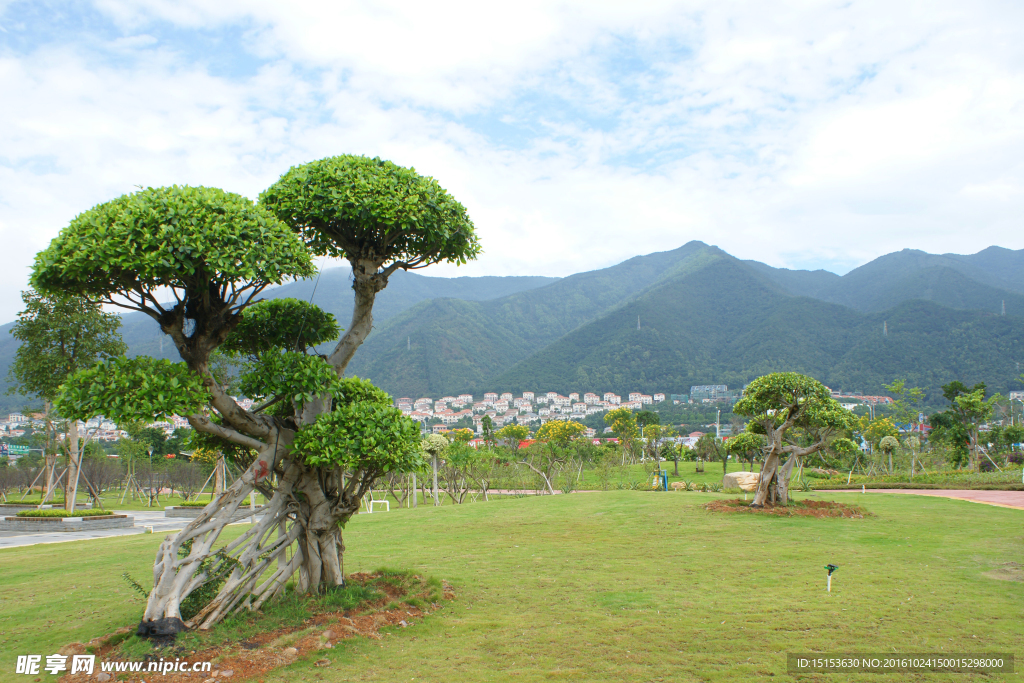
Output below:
[0,0,1022,321]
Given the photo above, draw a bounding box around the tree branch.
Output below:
[187,414,266,452]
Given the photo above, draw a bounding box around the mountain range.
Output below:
[2,242,1022,412]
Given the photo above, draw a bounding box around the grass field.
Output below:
[1,490,1021,682]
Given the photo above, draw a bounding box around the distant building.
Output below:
[500,392,513,402]
[522,392,535,401]
[653,393,665,403]
[690,385,728,400]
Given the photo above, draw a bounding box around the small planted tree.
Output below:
[693,433,719,474]
[725,430,766,472]
[604,407,639,465]
[421,434,449,507]
[495,424,530,455]
[734,373,853,506]
[878,435,900,473]
[523,420,585,494]
[39,155,479,634]
[7,290,126,510]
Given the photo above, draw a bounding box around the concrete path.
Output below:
[827,489,1024,510]
[0,509,262,550]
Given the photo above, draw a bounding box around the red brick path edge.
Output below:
[826,489,1024,510]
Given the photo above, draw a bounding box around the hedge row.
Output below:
[814,482,1024,491]
[15,509,112,518]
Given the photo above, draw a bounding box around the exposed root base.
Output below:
[58,572,454,683]
[705,498,869,518]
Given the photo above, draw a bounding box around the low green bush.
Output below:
[177,501,212,507]
[16,509,112,518]
[813,468,1024,491]
[0,499,67,506]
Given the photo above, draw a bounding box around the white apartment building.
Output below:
[640,395,653,405]
[583,392,600,404]
[604,393,621,404]
[653,393,665,402]
[483,392,499,402]
[522,392,535,401]
[458,394,474,403]
[500,392,513,402]
[569,392,579,402]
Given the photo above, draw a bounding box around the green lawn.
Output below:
[1,491,1021,682]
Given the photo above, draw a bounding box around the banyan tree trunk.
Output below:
[752,448,798,506]
[140,432,363,635]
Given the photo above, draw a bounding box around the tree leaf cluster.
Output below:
[32,185,313,303]
[55,356,208,423]
[261,155,480,268]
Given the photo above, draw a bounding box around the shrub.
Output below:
[16,509,111,518]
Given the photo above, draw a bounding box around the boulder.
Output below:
[723,471,760,491]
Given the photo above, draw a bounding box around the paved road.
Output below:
[0,509,263,550]
[828,489,1024,510]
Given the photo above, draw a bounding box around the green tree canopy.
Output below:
[260,155,479,267]
[32,186,313,367]
[734,372,854,505]
[8,289,126,403]
[31,157,480,632]
[221,298,340,360]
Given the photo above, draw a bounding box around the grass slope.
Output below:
[2,492,1021,682]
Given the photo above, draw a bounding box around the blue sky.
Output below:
[1,0,1022,321]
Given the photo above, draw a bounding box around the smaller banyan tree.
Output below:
[37,156,480,634]
[733,372,854,506]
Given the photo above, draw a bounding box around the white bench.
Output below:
[362,491,390,513]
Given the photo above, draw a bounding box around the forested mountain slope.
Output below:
[3,242,1021,411]
[494,251,1023,403]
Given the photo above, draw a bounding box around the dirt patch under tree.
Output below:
[704,498,869,518]
[58,570,454,683]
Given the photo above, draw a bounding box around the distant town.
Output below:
[392,385,896,436]
[0,386,897,447]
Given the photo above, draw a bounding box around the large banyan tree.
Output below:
[733,372,853,507]
[36,156,480,634]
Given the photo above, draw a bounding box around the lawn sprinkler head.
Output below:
[825,564,838,592]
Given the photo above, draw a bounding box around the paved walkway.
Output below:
[827,489,1024,510]
[0,509,263,550]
